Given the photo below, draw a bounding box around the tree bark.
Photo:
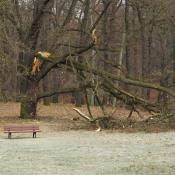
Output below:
[173,36,175,92]
[125,0,130,78]
[17,0,110,118]
[19,0,51,118]
[20,81,39,118]
[42,75,51,105]
[75,0,90,107]
[52,70,59,103]
[102,0,110,105]
[136,4,147,97]
[113,31,125,106]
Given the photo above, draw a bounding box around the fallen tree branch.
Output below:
[73,107,116,131]
[66,60,175,98]
[73,108,93,122]
[101,78,159,113]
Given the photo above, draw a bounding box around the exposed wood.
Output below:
[73,108,93,122]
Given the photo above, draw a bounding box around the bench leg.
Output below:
[8,132,11,139]
[33,132,36,138]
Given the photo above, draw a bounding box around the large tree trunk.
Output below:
[42,75,51,105]
[20,81,39,119]
[19,0,51,118]
[20,99,37,119]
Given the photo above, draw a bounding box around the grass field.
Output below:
[0,131,175,175]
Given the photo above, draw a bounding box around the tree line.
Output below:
[0,0,175,119]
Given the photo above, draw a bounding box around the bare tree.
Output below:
[0,0,175,122]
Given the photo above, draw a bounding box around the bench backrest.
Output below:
[4,125,40,132]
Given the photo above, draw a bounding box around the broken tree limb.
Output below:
[56,60,167,114]
[34,40,96,82]
[73,108,112,131]
[73,108,93,122]
[101,78,159,113]
[56,59,168,114]
[65,60,175,98]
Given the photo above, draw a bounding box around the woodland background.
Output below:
[0,0,175,110]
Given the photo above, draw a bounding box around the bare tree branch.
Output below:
[26,0,52,49]
[67,60,175,98]
[37,82,91,100]
[62,0,78,27]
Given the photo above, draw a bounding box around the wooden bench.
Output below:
[4,125,41,139]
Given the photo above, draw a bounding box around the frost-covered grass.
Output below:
[0,131,175,175]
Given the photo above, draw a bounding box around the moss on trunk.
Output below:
[20,97,37,119]
[19,80,39,119]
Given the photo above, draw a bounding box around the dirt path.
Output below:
[0,131,175,175]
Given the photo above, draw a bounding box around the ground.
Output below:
[0,103,175,175]
[0,102,174,132]
[0,131,175,175]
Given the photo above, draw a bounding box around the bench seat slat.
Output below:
[4,128,40,131]
[4,128,40,129]
[4,127,39,129]
[4,130,41,133]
